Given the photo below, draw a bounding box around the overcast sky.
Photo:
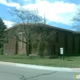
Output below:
[0,0,80,30]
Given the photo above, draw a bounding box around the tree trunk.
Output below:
[37,41,41,55]
[15,38,18,54]
[26,39,32,56]
[38,41,43,57]
[26,43,29,56]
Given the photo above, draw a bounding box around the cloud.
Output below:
[22,0,77,25]
[0,0,78,25]
[3,20,14,28]
[0,0,20,8]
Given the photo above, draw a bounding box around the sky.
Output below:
[0,0,80,30]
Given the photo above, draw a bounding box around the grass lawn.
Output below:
[0,55,80,68]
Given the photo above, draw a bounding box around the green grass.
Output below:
[0,55,80,68]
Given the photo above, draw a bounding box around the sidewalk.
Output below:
[0,61,80,72]
[71,68,80,72]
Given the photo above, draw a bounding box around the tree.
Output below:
[0,18,7,54]
[8,7,43,56]
[72,7,80,32]
[9,7,43,24]
[8,7,56,56]
[33,25,56,57]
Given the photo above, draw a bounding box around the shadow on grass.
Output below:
[11,56,42,60]
[66,59,73,61]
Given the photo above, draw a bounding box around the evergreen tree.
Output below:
[0,18,6,54]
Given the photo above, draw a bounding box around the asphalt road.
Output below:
[0,64,79,80]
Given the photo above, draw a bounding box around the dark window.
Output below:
[65,33,67,50]
[56,32,58,42]
[79,40,80,53]
[73,35,75,50]
[51,45,56,55]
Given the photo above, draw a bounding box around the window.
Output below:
[56,32,58,42]
[73,35,75,51]
[65,33,67,50]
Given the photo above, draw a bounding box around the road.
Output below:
[0,64,79,80]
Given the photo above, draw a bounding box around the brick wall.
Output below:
[3,38,15,55]
[18,40,26,55]
[3,28,80,56]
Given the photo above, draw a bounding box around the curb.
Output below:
[0,61,79,72]
[15,63,72,72]
[0,61,16,66]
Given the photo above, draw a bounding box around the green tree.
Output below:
[0,18,7,54]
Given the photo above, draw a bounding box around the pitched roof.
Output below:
[4,23,80,34]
